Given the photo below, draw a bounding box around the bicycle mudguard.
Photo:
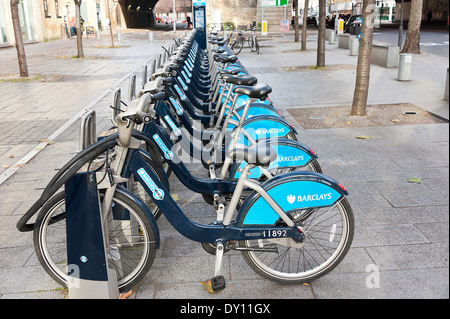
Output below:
[231,95,272,108]
[115,186,160,249]
[226,103,282,130]
[236,171,348,226]
[235,115,297,146]
[228,138,317,180]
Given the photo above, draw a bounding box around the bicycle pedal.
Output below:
[211,275,226,291]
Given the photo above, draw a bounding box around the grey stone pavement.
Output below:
[0,27,448,299]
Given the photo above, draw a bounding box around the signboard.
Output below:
[337,19,344,34]
[261,21,268,35]
[280,20,289,32]
[261,0,287,6]
[194,9,205,28]
[85,26,95,35]
[193,2,206,49]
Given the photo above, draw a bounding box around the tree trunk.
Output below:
[301,0,308,50]
[401,0,423,54]
[316,0,326,67]
[293,0,299,42]
[106,0,115,48]
[10,0,28,77]
[350,0,376,116]
[74,0,84,58]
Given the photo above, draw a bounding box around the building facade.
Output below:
[1,0,448,47]
[0,0,124,47]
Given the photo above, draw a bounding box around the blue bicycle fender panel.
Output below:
[229,144,313,180]
[227,95,271,108]
[228,106,282,130]
[236,118,293,146]
[241,180,343,225]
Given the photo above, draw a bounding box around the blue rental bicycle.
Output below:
[19,91,354,293]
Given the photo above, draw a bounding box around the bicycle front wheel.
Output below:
[238,197,354,284]
[232,39,244,55]
[33,190,157,292]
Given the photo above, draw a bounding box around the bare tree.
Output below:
[301,0,309,50]
[350,0,376,116]
[74,0,84,58]
[10,0,28,77]
[105,0,115,48]
[293,0,299,42]
[401,0,423,54]
[316,0,326,67]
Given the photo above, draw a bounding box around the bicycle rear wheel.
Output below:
[232,39,244,55]
[33,189,157,292]
[249,37,257,52]
[238,197,354,284]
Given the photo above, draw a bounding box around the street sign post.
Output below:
[260,0,288,35]
[261,0,287,6]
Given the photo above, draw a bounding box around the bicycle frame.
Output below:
[124,147,302,244]
[113,114,303,245]
[146,95,317,183]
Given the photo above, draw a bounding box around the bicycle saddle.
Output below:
[214,54,238,64]
[212,48,225,53]
[218,69,240,75]
[227,142,277,167]
[222,74,257,86]
[211,40,226,46]
[233,84,272,100]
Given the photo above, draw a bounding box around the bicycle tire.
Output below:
[238,197,354,284]
[33,189,157,292]
[232,39,244,55]
[249,37,257,52]
[255,37,260,54]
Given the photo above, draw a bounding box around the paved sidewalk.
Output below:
[0,29,448,299]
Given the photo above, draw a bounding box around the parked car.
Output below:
[344,15,362,33]
[307,16,318,26]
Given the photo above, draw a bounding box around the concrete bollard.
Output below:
[350,37,359,56]
[148,30,154,42]
[398,53,413,81]
[329,30,335,44]
[325,29,331,41]
[444,67,449,101]
[117,30,122,42]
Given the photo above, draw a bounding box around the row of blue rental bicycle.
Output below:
[17,30,354,294]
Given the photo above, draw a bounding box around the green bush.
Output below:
[223,21,235,31]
